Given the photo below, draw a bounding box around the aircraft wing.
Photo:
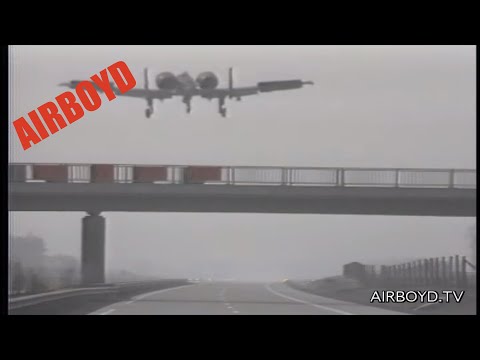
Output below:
[117,88,173,100]
[197,86,258,99]
[59,70,313,118]
[58,80,173,100]
[196,79,313,100]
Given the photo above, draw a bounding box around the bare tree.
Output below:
[11,261,26,295]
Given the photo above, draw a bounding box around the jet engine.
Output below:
[155,72,179,90]
[196,72,219,90]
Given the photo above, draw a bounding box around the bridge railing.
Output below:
[8,163,476,189]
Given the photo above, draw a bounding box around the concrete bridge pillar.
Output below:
[81,212,105,285]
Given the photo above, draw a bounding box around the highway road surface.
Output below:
[89,281,407,315]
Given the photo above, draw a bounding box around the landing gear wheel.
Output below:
[145,108,152,118]
[220,108,227,117]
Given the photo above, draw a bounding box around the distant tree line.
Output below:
[9,234,80,296]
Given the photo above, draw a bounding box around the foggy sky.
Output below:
[8,45,476,281]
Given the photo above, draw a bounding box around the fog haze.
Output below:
[9,45,476,281]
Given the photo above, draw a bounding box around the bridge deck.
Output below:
[9,182,476,216]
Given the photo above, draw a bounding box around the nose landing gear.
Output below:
[145,107,152,118]
[145,97,153,118]
[183,96,192,114]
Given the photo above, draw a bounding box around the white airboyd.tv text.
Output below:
[370,290,465,303]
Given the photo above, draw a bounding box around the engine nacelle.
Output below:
[155,72,178,90]
[196,72,219,90]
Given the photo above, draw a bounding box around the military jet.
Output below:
[60,68,313,118]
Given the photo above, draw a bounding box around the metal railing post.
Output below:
[337,168,344,187]
[449,169,455,188]
[281,168,287,185]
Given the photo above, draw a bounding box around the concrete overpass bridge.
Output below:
[8,163,476,285]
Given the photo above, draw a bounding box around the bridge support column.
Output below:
[81,212,105,285]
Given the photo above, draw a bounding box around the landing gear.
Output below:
[145,97,153,118]
[219,97,227,117]
[183,96,192,114]
[145,107,152,118]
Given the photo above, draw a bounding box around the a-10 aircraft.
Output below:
[60,68,313,118]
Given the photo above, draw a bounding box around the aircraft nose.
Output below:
[58,82,71,87]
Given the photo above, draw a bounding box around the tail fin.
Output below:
[144,68,149,89]
[228,67,233,97]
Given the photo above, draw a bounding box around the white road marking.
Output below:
[233,310,240,314]
[131,284,194,301]
[265,283,354,315]
[99,309,116,315]
[89,284,195,315]
[413,296,447,311]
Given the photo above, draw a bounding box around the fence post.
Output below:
[423,259,429,286]
[461,256,467,288]
[448,256,453,287]
[397,264,402,285]
[407,262,412,286]
[380,265,386,285]
[417,260,422,286]
[400,264,404,285]
[441,257,446,287]
[430,258,435,286]
[455,255,460,288]
[399,264,403,285]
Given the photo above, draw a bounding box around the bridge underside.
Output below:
[9,183,476,216]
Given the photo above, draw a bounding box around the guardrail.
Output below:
[8,279,191,314]
[8,163,477,189]
[8,286,117,310]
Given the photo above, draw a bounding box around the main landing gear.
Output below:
[219,97,227,117]
[145,98,153,118]
[183,96,192,114]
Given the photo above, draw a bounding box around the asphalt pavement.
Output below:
[89,281,407,315]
